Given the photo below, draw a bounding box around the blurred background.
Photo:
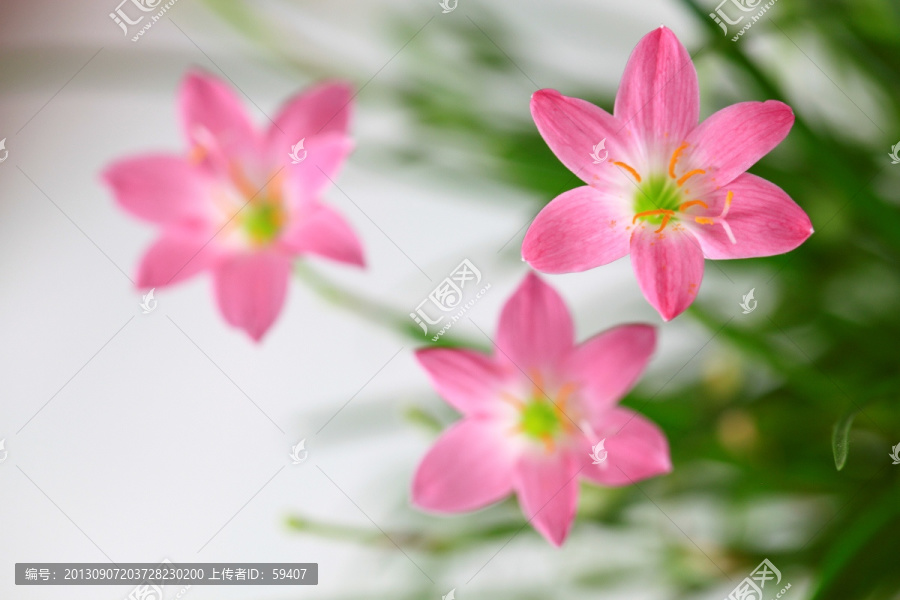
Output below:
[1,0,899,598]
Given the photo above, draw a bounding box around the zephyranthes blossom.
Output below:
[523,27,813,320]
[412,273,670,546]
[104,71,364,340]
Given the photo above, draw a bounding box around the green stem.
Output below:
[294,261,484,349]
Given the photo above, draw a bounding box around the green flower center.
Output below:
[632,174,686,228]
[635,175,683,213]
[613,143,735,239]
[520,398,562,440]
[243,200,284,245]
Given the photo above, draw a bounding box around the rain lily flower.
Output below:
[104,71,364,340]
[523,26,813,320]
[412,273,670,546]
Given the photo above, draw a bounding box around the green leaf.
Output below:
[808,483,900,600]
[832,408,858,471]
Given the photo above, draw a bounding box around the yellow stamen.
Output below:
[529,369,546,399]
[668,142,689,179]
[679,200,709,211]
[654,214,672,233]
[612,161,642,183]
[632,209,675,233]
[265,171,285,199]
[631,208,675,233]
[188,145,207,165]
[555,383,577,411]
[632,209,675,223]
[501,393,525,409]
[692,191,736,244]
[542,435,556,454]
[676,169,706,187]
[229,164,260,200]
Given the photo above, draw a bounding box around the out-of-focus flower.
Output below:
[104,71,364,340]
[412,273,670,546]
[523,26,813,321]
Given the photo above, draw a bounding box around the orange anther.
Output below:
[555,383,577,409]
[542,435,556,454]
[529,369,547,399]
[668,142,689,179]
[632,209,675,233]
[676,169,706,186]
[501,392,525,409]
[265,170,285,199]
[188,145,208,165]
[612,161,642,183]
[679,200,709,211]
[632,209,675,224]
[229,164,260,200]
[654,214,672,233]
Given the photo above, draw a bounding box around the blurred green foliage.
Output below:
[205,0,900,598]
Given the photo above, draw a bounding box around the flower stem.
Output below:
[293,261,482,349]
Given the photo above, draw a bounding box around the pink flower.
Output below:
[412,273,670,546]
[104,71,364,340]
[523,27,813,321]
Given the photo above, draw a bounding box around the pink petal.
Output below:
[522,186,632,274]
[582,408,671,487]
[684,101,794,191]
[266,81,353,158]
[564,324,656,415]
[688,173,813,259]
[515,451,579,546]
[281,132,354,198]
[415,348,510,416]
[103,154,212,225]
[279,202,364,267]
[614,27,699,149]
[496,273,574,372]
[136,232,223,288]
[630,224,704,321]
[530,89,639,185]
[179,71,260,170]
[212,252,291,341]
[412,418,516,513]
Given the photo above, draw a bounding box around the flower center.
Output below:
[632,174,684,229]
[520,398,562,440]
[611,143,737,243]
[242,199,285,245]
[503,371,578,453]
